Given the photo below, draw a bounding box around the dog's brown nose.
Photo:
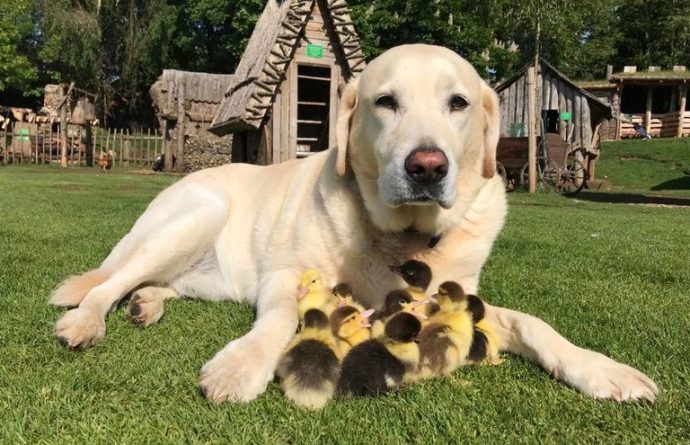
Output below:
[404,148,448,184]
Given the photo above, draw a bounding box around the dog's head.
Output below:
[335,44,500,234]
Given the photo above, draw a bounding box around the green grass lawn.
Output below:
[596,138,690,196]
[1,164,689,444]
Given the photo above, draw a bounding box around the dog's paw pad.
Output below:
[125,293,163,327]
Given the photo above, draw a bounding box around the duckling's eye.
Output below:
[404,270,414,276]
[375,94,397,110]
[311,279,316,284]
[449,95,468,111]
[398,299,407,305]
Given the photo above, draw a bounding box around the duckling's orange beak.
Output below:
[297,285,308,299]
[360,308,375,328]
[409,301,429,320]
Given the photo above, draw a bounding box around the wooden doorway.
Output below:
[294,63,335,157]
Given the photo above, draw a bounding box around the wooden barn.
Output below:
[607,67,689,139]
[149,70,234,172]
[495,59,612,179]
[209,0,365,165]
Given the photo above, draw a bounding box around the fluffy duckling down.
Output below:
[330,305,375,356]
[465,294,503,365]
[332,282,366,313]
[296,269,336,320]
[417,281,474,378]
[276,309,341,410]
[337,312,422,397]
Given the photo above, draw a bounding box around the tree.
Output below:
[0,0,38,95]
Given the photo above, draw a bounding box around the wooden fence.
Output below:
[1,124,163,167]
[620,112,690,138]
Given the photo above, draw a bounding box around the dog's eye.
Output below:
[449,95,468,111]
[375,95,397,110]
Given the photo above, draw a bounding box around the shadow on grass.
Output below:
[572,191,690,207]
[651,176,690,191]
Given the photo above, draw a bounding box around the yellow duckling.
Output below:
[332,282,366,313]
[465,294,503,365]
[388,260,433,302]
[276,309,341,409]
[296,269,336,320]
[330,305,375,356]
[337,312,422,397]
[417,281,474,378]
[371,290,430,338]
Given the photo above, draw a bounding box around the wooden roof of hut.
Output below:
[495,59,612,156]
[150,70,234,122]
[209,0,365,135]
[496,59,612,118]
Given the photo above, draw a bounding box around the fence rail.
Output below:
[0,124,163,167]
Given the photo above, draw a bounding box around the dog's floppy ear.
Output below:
[335,77,360,177]
[480,82,500,179]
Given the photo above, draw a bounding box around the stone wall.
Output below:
[183,133,233,172]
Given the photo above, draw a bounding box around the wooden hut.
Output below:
[606,67,689,139]
[495,59,612,179]
[149,70,234,172]
[209,0,365,165]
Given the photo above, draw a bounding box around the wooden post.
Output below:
[34,123,39,163]
[41,125,46,163]
[59,106,68,167]
[677,84,687,138]
[146,128,151,164]
[612,84,621,140]
[85,124,93,166]
[175,80,186,173]
[645,86,654,135]
[163,120,173,172]
[527,66,537,193]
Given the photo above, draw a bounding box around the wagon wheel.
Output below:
[496,161,508,189]
[519,158,560,192]
[558,157,588,195]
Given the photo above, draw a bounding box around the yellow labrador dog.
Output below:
[51,44,657,403]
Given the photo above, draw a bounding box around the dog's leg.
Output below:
[199,271,298,403]
[125,286,179,326]
[54,199,228,349]
[485,304,658,402]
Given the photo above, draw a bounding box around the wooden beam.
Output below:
[175,80,185,173]
[59,105,68,168]
[527,67,537,193]
[677,84,687,138]
[163,119,173,172]
[645,86,654,135]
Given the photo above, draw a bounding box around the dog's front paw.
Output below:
[554,348,658,403]
[198,340,274,403]
[54,307,105,349]
[126,291,164,326]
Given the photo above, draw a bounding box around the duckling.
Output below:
[330,305,375,356]
[417,281,474,378]
[465,294,503,365]
[296,269,336,320]
[388,260,432,302]
[332,282,366,312]
[337,312,422,397]
[371,290,429,338]
[276,309,341,410]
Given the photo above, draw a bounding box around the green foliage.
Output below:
[0,0,38,94]
[615,0,690,69]
[2,0,690,122]
[37,0,102,90]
